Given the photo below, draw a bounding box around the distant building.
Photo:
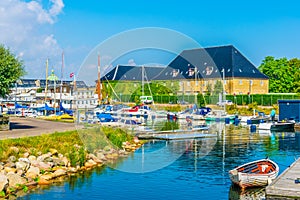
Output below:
[102,45,269,95]
[7,78,97,109]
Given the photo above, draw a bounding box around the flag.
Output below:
[70,72,74,78]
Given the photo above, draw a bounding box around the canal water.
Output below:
[21,123,300,200]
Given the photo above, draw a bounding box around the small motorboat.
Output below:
[258,121,295,132]
[229,158,279,188]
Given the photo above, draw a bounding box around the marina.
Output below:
[19,121,300,200]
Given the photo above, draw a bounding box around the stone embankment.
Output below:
[0,140,142,198]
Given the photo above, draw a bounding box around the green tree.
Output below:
[0,45,25,97]
[206,82,212,95]
[258,56,300,93]
[213,80,223,95]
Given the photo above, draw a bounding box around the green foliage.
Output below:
[213,80,223,95]
[67,146,86,167]
[0,191,5,197]
[36,88,43,93]
[0,45,26,97]
[197,93,206,107]
[102,126,133,148]
[258,56,300,93]
[160,121,179,131]
[206,83,212,95]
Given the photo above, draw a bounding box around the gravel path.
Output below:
[0,117,78,140]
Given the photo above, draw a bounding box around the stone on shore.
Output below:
[52,169,67,178]
[26,166,40,179]
[0,174,8,193]
[7,173,26,188]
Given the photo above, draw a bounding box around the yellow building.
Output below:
[101,45,269,95]
[156,45,269,95]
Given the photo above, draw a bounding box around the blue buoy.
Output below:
[250,124,256,132]
[234,118,240,126]
[225,118,230,124]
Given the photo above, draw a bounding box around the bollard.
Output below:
[250,124,256,132]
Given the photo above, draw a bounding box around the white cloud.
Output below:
[0,0,65,78]
[49,0,64,16]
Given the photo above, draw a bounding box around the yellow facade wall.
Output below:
[178,78,269,95]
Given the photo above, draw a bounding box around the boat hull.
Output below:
[258,122,295,132]
[229,159,279,188]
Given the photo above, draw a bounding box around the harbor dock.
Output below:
[266,157,300,199]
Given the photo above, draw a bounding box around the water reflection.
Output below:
[23,122,300,200]
[229,185,265,200]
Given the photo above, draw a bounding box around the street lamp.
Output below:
[48,69,59,115]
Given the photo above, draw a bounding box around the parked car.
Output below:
[177,100,188,105]
[217,100,233,106]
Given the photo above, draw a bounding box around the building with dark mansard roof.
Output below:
[101,45,269,95]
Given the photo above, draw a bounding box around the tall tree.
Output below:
[258,56,300,93]
[213,80,223,95]
[0,45,25,97]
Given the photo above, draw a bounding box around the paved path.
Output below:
[0,117,77,140]
[266,157,300,198]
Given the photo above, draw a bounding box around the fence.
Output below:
[115,94,300,106]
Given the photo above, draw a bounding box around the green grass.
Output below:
[0,126,134,163]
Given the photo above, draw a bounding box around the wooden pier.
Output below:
[266,157,300,199]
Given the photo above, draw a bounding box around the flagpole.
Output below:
[60,52,64,109]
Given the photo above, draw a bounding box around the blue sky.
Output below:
[1,0,300,84]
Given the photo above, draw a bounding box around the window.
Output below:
[187,81,190,86]
[239,80,243,85]
[250,80,253,85]
[260,80,264,86]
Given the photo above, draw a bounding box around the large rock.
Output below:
[7,173,26,188]
[23,152,30,158]
[84,159,97,168]
[4,161,16,168]
[52,158,66,166]
[4,167,16,174]
[0,174,8,192]
[15,160,30,172]
[52,169,67,178]
[36,162,51,171]
[7,156,16,163]
[88,154,103,164]
[26,166,40,179]
[96,152,107,161]
[39,174,53,181]
[28,155,37,161]
[37,153,51,162]
[38,177,51,185]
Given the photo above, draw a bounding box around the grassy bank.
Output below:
[0,126,133,164]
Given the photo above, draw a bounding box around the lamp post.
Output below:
[48,69,59,115]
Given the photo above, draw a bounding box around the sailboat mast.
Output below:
[60,52,64,106]
[142,65,144,96]
[97,54,101,105]
[44,59,48,103]
[44,59,48,115]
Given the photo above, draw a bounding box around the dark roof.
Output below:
[100,45,268,81]
[101,65,165,81]
[153,45,268,80]
[16,79,87,88]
